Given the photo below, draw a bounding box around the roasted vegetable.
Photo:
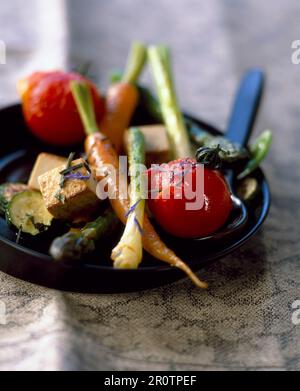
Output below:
[50,208,119,262]
[237,177,259,202]
[110,77,164,123]
[38,156,99,221]
[18,71,105,146]
[111,128,146,269]
[191,120,249,165]
[238,130,273,180]
[147,158,233,239]
[148,45,192,159]
[0,183,29,216]
[100,42,147,151]
[6,190,53,236]
[196,146,224,170]
[125,125,170,166]
[71,80,208,289]
[194,123,272,176]
[109,71,164,123]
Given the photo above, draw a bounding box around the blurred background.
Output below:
[1,0,299,131]
[0,0,300,371]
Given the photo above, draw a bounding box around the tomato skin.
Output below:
[18,71,105,146]
[147,159,233,238]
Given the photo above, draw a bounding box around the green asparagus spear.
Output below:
[148,45,192,159]
[111,128,146,269]
[50,209,119,262]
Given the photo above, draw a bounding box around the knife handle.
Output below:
[226,69,265,147]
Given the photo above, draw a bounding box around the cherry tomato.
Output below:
[147,158,233,238]
[18,71,105,146]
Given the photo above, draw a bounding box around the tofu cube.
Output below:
[28,153,67,190]
[38,159,100,220]
[124,125,170,166]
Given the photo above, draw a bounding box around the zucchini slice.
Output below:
[0,183,29,216]
[6,190,53,236]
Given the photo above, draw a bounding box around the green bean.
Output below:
[238,130,273,180]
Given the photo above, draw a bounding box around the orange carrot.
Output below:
[100,42,146,152]
[100,83,138,152]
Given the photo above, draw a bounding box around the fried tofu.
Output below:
[124,125,170,166]
[28,153,67,190]
[38,158,100,220]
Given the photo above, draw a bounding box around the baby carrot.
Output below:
[100,42,146,152]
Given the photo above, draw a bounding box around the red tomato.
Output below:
[18,71,105,146]
[147,158,233,238]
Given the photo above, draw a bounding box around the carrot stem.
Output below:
[122,42,147,84]
[71,81,99,136]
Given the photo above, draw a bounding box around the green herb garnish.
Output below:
[60,162,85,176]
[83,161,91,173]
[55,191,66,204]
[56,152,75,204]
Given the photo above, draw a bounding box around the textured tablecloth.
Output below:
[0,0,299,371]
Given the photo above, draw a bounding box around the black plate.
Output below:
[0,104,271,293]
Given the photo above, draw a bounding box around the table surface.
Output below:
[0,0,299,371]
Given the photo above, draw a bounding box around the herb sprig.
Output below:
[55,153,92,204]
[55,152,75,204]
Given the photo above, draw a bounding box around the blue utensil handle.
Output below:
[226,69,265,147]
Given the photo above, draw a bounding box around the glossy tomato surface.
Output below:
[147,158,233,238]
[18,71,105,146]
